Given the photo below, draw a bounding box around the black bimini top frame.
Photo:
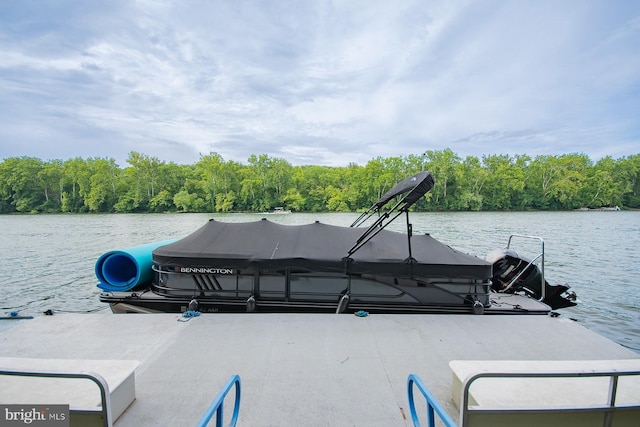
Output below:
[348,171,435,260]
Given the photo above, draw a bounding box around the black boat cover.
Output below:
[153,219,491,279]
[375,171,435,209]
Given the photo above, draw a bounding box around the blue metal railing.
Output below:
[407,374,457,427]
[195,374,241,427]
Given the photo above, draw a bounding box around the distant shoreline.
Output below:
[2,207,637,216]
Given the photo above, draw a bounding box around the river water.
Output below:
[1,211,639,352]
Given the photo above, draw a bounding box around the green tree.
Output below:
[281,188,305,211]
[115,152,165,212]
[215,191,237,212]
[158,163,190,204]
[1,157,45,212]
[195,152,241,211]
[37,160,64,212]
[325,185,350,211]
[292,166,339,211]
[616,154,640,208]
[61,157,91,212]
[149,190,175,212]
[551,154,591,209]
[196,152,227,211]
[364,158,392,202]
[0,160,12,213]
[526,155,563,209]
[422,149,461,210]
[239,170,265,211]
[240,154,293,211]
[481,155,525,210]
[454,156,485,211]
[2,150,640,214]
[173,188,206,212]
[581,157,619,208]
[85,158,121,212]
[342,163,365,210]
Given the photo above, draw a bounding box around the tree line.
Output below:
[1,149,638,214]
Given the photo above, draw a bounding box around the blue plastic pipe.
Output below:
[95,239,177,291]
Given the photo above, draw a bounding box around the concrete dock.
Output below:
[0,312,638,426]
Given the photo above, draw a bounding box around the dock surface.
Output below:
[1,312,637,426]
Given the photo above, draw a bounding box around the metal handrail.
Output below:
[0,368,112,427]
[407,373,457,427]
[499,253,543,293]
[195,374,241,427]
[461,369,640,427]
[506,234,546,301]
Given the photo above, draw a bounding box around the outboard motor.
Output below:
[486,248,577,310]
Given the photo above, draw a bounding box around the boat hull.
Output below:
[100,291,551,315]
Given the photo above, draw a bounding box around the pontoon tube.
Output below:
[96,239,177,291]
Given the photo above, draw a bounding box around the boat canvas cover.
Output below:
[374,170,434,209]
[153,219,491,279]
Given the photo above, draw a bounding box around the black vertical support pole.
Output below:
[405,210,413,261]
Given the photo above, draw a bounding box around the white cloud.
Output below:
[0,0,638,166]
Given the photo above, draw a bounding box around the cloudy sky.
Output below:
[1,0,639,167]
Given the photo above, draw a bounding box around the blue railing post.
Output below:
[407,373,457,427]
[195,374,241,427]
[427,404,435,426]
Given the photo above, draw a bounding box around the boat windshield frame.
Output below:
[348,171,434,258]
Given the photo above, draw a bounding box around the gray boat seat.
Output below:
[0,357,139,427]
[449,359,640,427]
